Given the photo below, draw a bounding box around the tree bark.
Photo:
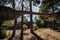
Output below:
[12,0,16,39]
[30,0,33,32]
[20,0,24,40]
[0,22,2,30]
[52,6,55,29]
[8,0,16,40]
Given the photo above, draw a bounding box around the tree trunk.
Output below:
[0,22,2,30]
[30,0,33,32]
[12,0,16,39]
[20,0,24,40]
[52,6,55,29]
[8,0,16,40]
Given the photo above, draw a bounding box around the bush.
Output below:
[23,24,28,30]
[33,23,38,30]
[2,20,14,27]
[0,30,6,39]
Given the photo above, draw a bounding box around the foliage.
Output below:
[23,24,28,30]
[0,30,6,39]
[39,0,60,13]
[0,0,13,5]
[24,16,28,22]
[35,16,45,26]
[40,19,44,25]
[33,23,38,30]
[2,20,14,27]
[56,20,60,27]
[37,28,47,31]
[35,20,40,24]
[0,25,6,39]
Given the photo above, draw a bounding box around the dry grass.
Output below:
[4,29,60,40]
[5,30,21,36]
[34,28,60,40]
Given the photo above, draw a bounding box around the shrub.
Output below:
[0,30,6,39]
[23,24,28,30]
[33,23,38,30]
[2,20,14,27]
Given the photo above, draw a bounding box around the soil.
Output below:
[2,28,60,40]
[34,28,60,40]
[3,29,36,40]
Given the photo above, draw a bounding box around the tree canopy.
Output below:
[39,0,60,13]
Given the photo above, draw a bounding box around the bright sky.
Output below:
[6,0,41,12]
[5,0,42,22]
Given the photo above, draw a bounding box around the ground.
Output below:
[2,28,60,40]
[3,29,35,40]
[34,28,60,40]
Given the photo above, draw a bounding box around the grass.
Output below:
[34,28,60,40]
[36,28,48,31]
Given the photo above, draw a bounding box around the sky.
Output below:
[5,0,41,12]
[5,0,60,22]
[5,0,42,22]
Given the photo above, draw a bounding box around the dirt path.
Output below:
[3,29,36,40]
[3,28,60,40]
[3,30,21,40]
[34,28,60,40]
[23,29,36,40]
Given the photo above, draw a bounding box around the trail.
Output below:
[3,29,37,40]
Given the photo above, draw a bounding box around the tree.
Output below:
[0,0,13,5]
[24,17,28,22]
[29,0,33,32]
[8,0,16,40]
[39,0,60,13]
